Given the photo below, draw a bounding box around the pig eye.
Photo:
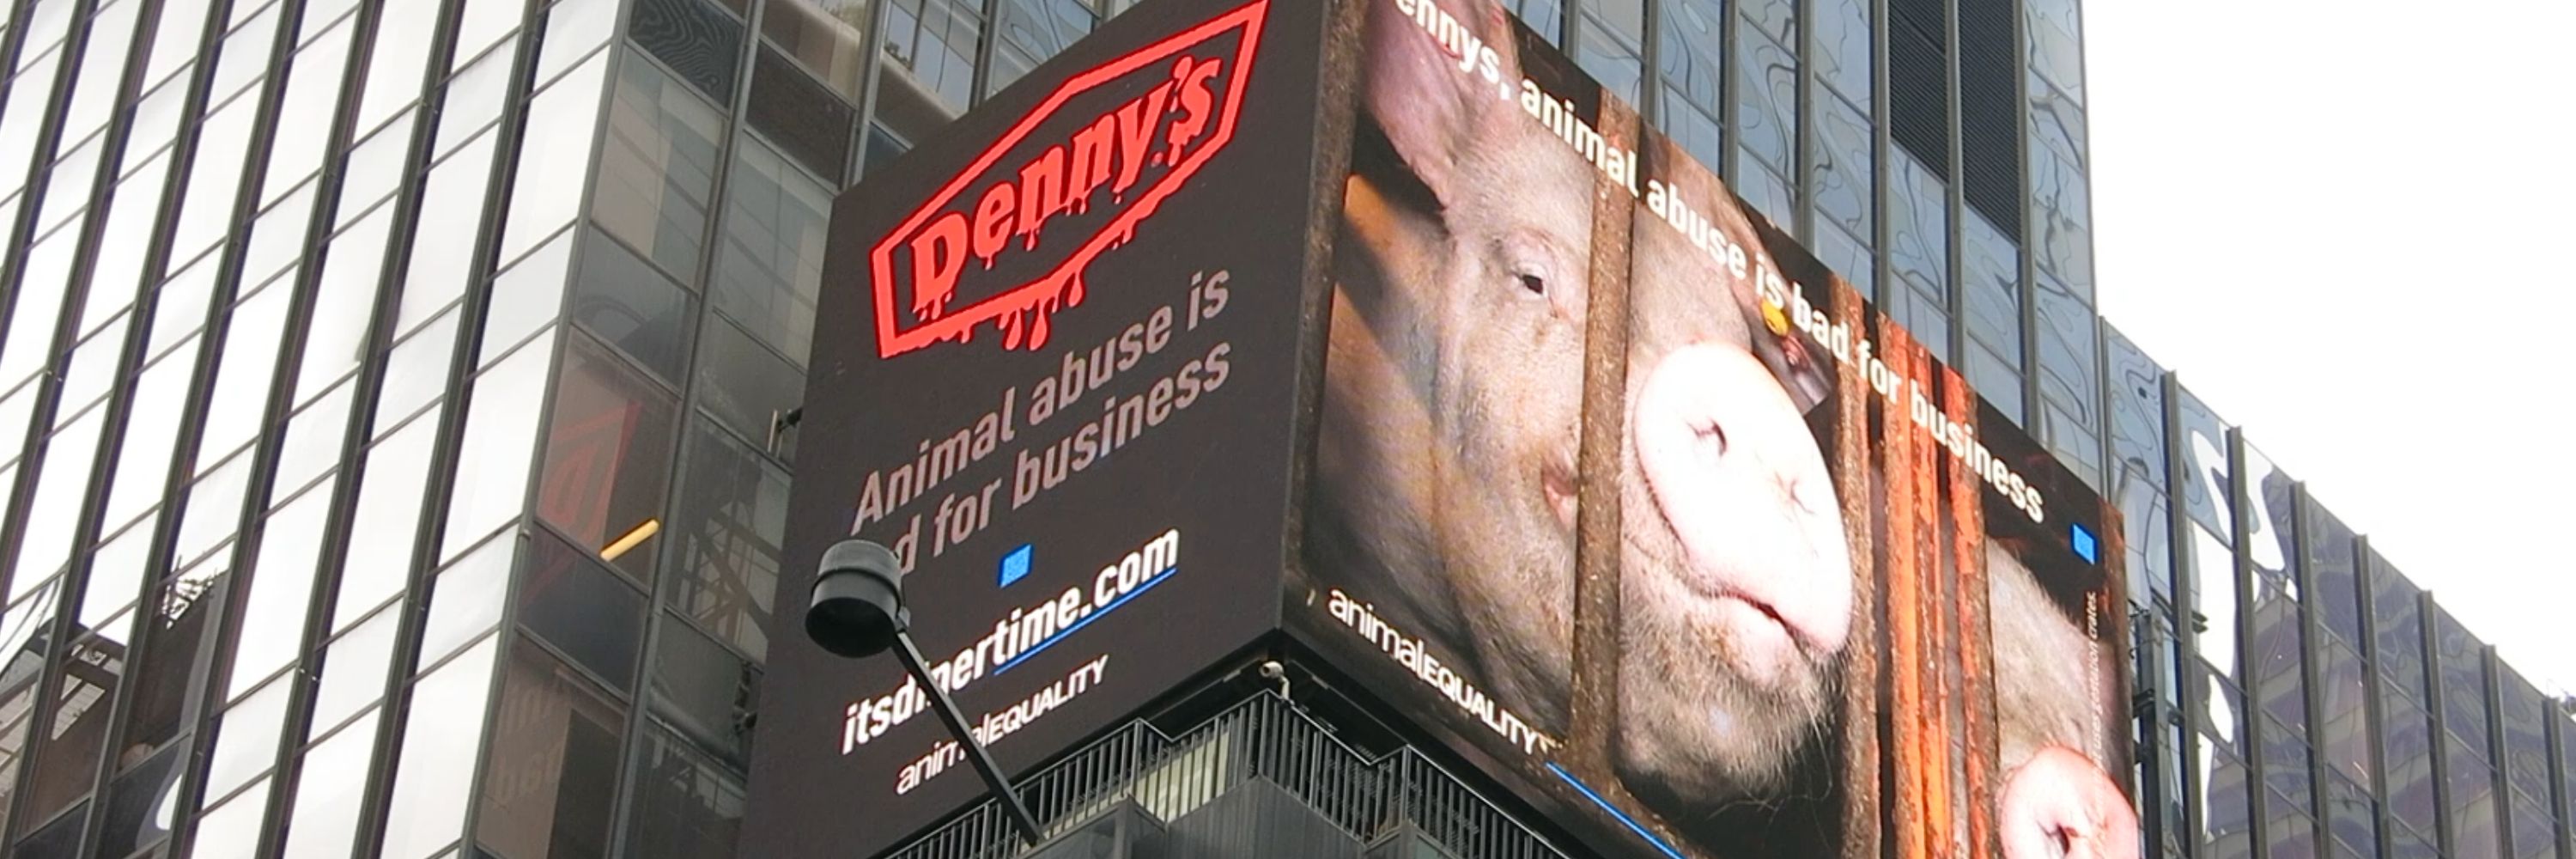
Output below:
[1516,273,1547,295]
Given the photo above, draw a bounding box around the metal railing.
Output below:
[885,691,1571,859]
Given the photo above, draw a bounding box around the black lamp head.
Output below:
[806,539,908,659]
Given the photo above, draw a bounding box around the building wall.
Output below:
[0,0,2564,857]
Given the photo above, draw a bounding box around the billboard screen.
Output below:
[1288,2,2135,859]
[739,2,1334,856]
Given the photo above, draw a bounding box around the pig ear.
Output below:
[1364,0,1522,204]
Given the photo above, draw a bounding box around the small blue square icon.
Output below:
[2070,523,2099,564]
[999,545,1034,588]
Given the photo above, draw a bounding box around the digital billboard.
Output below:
[1287,3,2136,859]
[737,2,1335,856]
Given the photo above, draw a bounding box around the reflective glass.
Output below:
[88,152,172,322]
[2198,745,2256,859]
[630,0,744,105]
[102,347,193,534]
[2028,88,2093,289]
[2324,770,2377,858]
[209,5,278,106]
[144,0,211,85]
[443,330,560,558]
[60,0,141,143]
[538,0,619,86]
[2175,388,2231,541]
[536,334,678,579]
[2306,504,2363,645]
[762,0,872,101]
[340,110,420,228]
[2026,0,2083,98]
[2385,690,2438,834]
[626,728,748,858]
[437,42,515,158]
[397,128,501,336]
[1573,0,1643,102]
[477,638,629,858]
[2499,671,2552,803]
[2509,795,2555,859]
[502,49,614,262]
[1506,0,1563,43]
[39,134,101,234]
[1962,210,2020,363]
[647,616,760,766]
[125,76,188,174]
[0,581,68,822]
[453,0,526,70]
[279,708,381,859]
[301,210,397,400]
[593,54,725,282]
[2436,607,2492,756]
[879,0,983,114]
[381,636,502,859]
[195,283,295,464]
[709,139,829,364]
[2251,577,2306,731]
[664,419,786,661]
[2452,736,2503,859]
[313,606,402,734]
[522,528,647,692]
[2190,522,2238,677]
[193,776,272,857]
[1736,154,1793,232]
[2374,552,2429,698]
[1811,92,1870,241]
[2035,272,2098,428]
[15,410,106,581]
[482,226,579,369]
[96,741,185,856]
[1886,149,1947,307]
[204,678,292,805]
[422,532,515,664]
[1813,221,1873,297]
[986,0,1092,95]
[337,411,446,626]
[747,46,854,184]
[2316,638,2371,784]
[377,310,463,438]
[1733,27,1794,174]
[229,490,333,698]
[1814,0,1870,107]
[264,18,356,204]
[693,314,801,459]
[0,228,77,388]
[573,232,696,381]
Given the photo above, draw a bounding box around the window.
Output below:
[537,333,680,582]
[478,638,629,859]
[594,53,725,281]
[573,232,698,381]
[629,0,744,105]
[625,728,747,858]
[521,527,649,693]
[663,420,787,661]
[708,139,829,364]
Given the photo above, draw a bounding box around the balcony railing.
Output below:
[884,691,1571,859]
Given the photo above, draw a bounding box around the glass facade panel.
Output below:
[708,138,829,365]
[521,527,648,693]
[477,637,629,858]
[2175,388,2231,542]
[762,0,872,101]
[630,0,745,105]
[1574,0,1644,102]
[595,53,725,283]
[2386,689,2439,835]
[2201,745,2257,859]
[537,333,680,580]
[627,728,749,859]
[664,418,787,661]
[2375,554,2431,699]
[987,0,1096,95]
[574,230,699,381]
[2434,606,2493,756]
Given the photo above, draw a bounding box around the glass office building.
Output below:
[0,0,2561,857]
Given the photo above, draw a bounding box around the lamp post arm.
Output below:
[891,631,1047,846]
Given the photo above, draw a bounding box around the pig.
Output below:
[1309,0,1595,734]
[1610,136,1856,820]
[1990,543,2142,859]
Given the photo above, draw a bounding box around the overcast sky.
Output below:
[2086,0,2576,694]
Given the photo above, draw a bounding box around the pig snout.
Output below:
[1631,341,1852,685]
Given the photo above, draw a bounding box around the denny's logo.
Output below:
[869,1,1268,359]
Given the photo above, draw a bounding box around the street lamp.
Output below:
[805,539,1046,846]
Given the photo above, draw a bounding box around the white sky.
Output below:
[2087,0,2576,694]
